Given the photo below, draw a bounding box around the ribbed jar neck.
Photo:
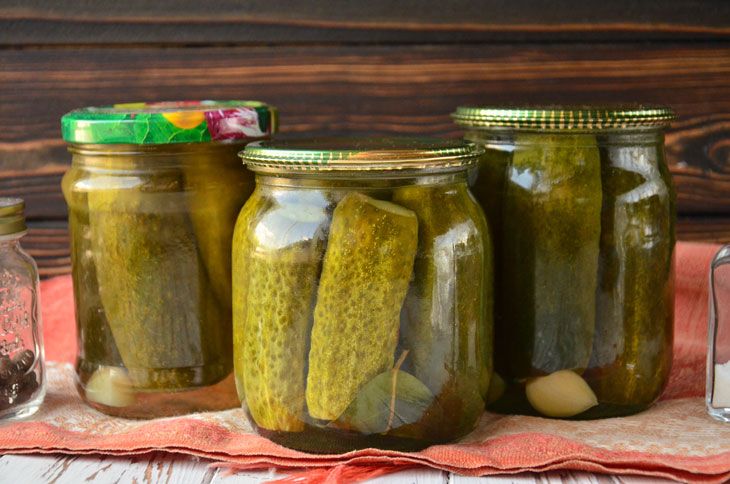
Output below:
[253,170,469,189]
[0,234,24,246]
[464,127,665,147]
[67,141,251,171]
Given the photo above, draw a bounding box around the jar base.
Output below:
[487,383,653,419]
[0,390,45,422]
[254,422,436,454]
[76,372,239,419]
[707,406,730,423]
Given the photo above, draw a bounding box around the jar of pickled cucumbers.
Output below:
[453,105,676,419]
[234,138,493,452]
[61,100,277,418]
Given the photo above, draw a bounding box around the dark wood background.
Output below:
[3,1,730,276]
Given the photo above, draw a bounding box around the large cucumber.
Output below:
[182,149,253,309]
[67,196,123,373]
[232,188,272,400]
[466,139,512,378]
[239,203,328,432]
[306,192,418,421]
[585,142,675,406]
[87,162,228,391]
[500,134,602,377]
[393,183,491,435]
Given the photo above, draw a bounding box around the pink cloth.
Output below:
[0,241,726,484]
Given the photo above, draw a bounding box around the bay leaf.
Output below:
[334,369,434,435]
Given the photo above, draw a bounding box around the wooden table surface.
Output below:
[0,453,675,484]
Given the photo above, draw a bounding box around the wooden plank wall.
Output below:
[2,1,730,276]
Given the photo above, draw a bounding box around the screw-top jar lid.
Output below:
[62,100,277,145]
[240,137,483,173]
[452,104,676,130]
[0,199,27,237]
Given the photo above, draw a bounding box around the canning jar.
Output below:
[61,101,277,418]
[233,138,493,452]
[0,199,45,420]
[453,105,676,419]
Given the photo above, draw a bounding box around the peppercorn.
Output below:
[0,350,38,409]
[13,350,34,375]
[0,356,14,382]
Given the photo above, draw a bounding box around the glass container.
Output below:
[0,198,45,420]
[453,105,676,419]
[233,137,493,452]
[708,244,730,422]
[61,101,277,418]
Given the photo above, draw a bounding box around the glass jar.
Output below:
[0,198,45,420]
[453,105,676,419]
[708,244,730,422]
[233,138,493,452]
[61,101,277,418]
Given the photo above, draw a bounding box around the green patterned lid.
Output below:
[0,198,26,237]
[62,100,277,144]
[241,137,483,172]
[452,104,676,130]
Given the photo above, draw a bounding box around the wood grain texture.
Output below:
[677,217,730,244]
[450,473,666,484]
[4,43,730,276]
[24,220,70,278]
[0,453,217,484]
[0,453,677,483]
[2,0,730,44]
[3,43,730,217]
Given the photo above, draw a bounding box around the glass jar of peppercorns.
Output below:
[0,198,45,420]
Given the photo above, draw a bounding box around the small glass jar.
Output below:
[0,198,45,420]
[61,101,277,418]
[453,105,676,419]
[233,138,493,452]
[708,244,730,422]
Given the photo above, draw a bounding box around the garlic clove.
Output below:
[85,366,137,407]
[525,369,598,418]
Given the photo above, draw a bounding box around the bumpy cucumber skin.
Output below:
[306,192,418,421]
[232,188,271,401]
[87,163,229,391]
[393,183,492,437]
[234,192,328,432]
[585,142,675,407]
[500,134,602,378]
[183,149,254,310]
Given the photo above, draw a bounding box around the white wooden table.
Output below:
[0,453,675,483]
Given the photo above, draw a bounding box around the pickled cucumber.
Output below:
[67,205,123,373]
[393,183,491,433]
[466,139,512,378]
[232,188,271,400]
[183,150,253,309]
[239,204,328,432]
[87,162,229,391]
[500,134,602,377]
[585,142,675,407]
[306,192,418,421]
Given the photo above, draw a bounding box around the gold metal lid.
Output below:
[452,104,676,130]
[240,137,483,173]
[0,198,27,236]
